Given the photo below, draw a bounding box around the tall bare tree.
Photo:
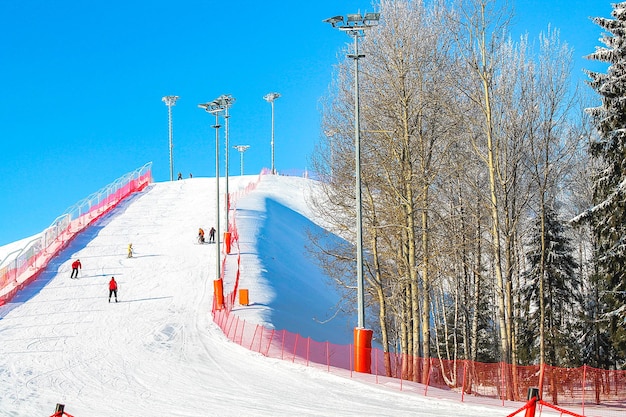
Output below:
[452,0,514,369]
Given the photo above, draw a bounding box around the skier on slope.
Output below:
[209,227,216,243]
[108,277,118,303]
[70,259,82,279]
[198,228,205,244]
[128,243,133,258]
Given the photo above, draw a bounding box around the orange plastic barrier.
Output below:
[224,231,232,254]
[239,288,249,306]
[214,279,224,310]
[354,327,373,374]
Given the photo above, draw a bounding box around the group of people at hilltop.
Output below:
[69,259,117,303]
[177,172,193,180]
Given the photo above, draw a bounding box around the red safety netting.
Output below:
[49,412,75,417]
[0,163,152,306]
[213,170,626,415]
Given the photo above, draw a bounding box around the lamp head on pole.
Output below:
[162,95,180,107]
[198,100,225,115]
[363,12,381,24]
[323,15,344,27]
[263,92,280,103]
[215,94,236,108]
[324,11,380,33]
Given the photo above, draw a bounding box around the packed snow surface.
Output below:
[0,175,562,416]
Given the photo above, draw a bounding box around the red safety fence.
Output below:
[49,403,75,417]
[50,412,75,417]
[214,170,626,415]
[506,396,586,417]
[0,163,152,306]
[214,304,626,407]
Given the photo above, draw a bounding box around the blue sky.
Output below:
[0,0,612,246]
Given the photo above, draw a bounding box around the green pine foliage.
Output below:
[519,207,582,367]
[579,271,615,369]
[586,2,626,367]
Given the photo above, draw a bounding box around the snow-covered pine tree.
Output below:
[520,207,581,367]
[585,2,626,367]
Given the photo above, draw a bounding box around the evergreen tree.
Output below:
[579,271,615,369]
[585,2,626,366]
[520,207,581,366]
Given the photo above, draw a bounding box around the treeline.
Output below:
[310,0,625,380]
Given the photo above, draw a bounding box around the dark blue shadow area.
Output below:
[115,296,173,304]
[0,190,147,320]
[256,198,354,345]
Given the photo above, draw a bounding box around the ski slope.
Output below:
[0,175,557,416]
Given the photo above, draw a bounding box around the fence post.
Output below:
[581,364,586,415]
[461,359,467,402]
[306,337,310,367]
[326,341,330,372]
[350,343,353,377]
[264,328,275,357]
[375,347,378,384]
[239,320,246,345]
[281,329,286,360]
[424,357,434,397]
[524,387,540,417]
[292,334,299,363]
[399,353,403,391]
[501,362,506,406]
[232,316,240,344]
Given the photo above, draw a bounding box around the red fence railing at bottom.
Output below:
[214,305,626,411]
[506,396,587,417]
[50,412,75,417]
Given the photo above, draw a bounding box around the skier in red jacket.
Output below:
[70,259,82,279]
[109,277,118,303]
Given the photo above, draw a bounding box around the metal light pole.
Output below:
[263,92,280,175]
[162,95,179,181]
[198,100,226,282]
[325,12,379,329]
[233,145,250,176]
[325,11,380,373]
[215,95,235,233]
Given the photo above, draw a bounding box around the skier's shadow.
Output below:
[78,273,117,279]
[115,296,173,303]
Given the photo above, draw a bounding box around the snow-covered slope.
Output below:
[0,175,542,416]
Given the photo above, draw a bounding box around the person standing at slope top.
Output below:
[109,277,118,303]
[70,259,82,279]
